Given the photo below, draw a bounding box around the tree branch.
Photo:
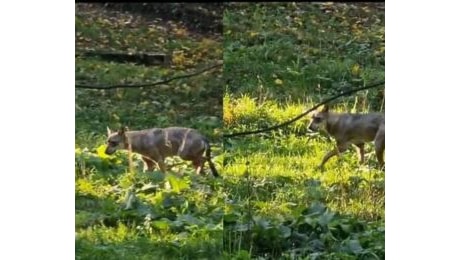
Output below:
[75,62,223,90]
[77,50,169,66]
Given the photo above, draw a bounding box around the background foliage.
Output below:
[223,3,385,259]
[75,3,224,259]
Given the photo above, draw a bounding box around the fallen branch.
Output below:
[77,50,169,66]
[75,62,223,90]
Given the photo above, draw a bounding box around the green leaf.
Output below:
[176,214,202,226]
[318,211,335,227]
[233,250,251,260]
[166,174,190,193]
[96,144,110,159]
[304,201,327,216]
[279,225,292,238]
[346,239,364,254]
[152,219,171,230]
[340,224,352,234]
[224,212,240,223]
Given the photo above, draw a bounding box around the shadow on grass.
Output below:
[222,174,384,258]
[78,3,223,37]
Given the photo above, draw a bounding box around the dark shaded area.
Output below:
[78,50,169,67]
[223,175,384,258]
[95,3,223,36]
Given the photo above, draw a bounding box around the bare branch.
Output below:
[75,62,223,90]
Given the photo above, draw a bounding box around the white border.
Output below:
[0,1,75,259]
[387,0,460,258]
[2,1,459,258]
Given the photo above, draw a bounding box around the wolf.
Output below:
[307,105,385,170]
[105,126,219,177]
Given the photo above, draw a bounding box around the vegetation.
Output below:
[75,3,224,259]
[75,2,385,259]
[223,3,385,259]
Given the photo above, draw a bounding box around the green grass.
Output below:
[76,4,223,259]
[223,3,384,259]
[223,99,384,258]
[75,4,223,148]
[76,2,385,259]
[224,2,384,109]
[75,145,226,259]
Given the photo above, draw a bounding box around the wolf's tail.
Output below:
[204,139,219,177]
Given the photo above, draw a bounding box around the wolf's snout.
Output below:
[308,123,317,132]
[105,146,116,155]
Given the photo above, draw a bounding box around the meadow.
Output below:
[223,3,385,259]
[75,4,224,259]
[75,2,384,259]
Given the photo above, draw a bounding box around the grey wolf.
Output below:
[308,105,385,169]
[105,126,219,177]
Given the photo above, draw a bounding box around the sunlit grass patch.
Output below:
[223,94,384,258]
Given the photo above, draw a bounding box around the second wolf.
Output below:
[105,126,219,177]
[308,105,385,169]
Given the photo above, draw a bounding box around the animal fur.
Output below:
[105,126,219,177]
[308,105,385,169]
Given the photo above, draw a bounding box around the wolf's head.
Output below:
[308,105,330,132]
[105,126,129,155]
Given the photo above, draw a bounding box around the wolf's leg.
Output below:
[318,142,349,169]
[353,143,365,164]
[157,159,167,173]
[142,152,167,173]
[374,127,385,169]
[142,156,155,172]
[192,157,206,175]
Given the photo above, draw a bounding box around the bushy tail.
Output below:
[204,140,219,177]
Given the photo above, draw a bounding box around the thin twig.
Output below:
[75,62,223,90]
[223,80,385,138]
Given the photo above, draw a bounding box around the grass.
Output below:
[223,99,384,258]
[76,2,385,259]
[75,4,224,259]
[75,150,225,259]
[75,4,223,148]
[224,2,384,109]
[223,3,384,259]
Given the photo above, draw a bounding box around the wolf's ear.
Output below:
[118,126,129,134]
[316,104,328,113]
[107,126,112,136]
